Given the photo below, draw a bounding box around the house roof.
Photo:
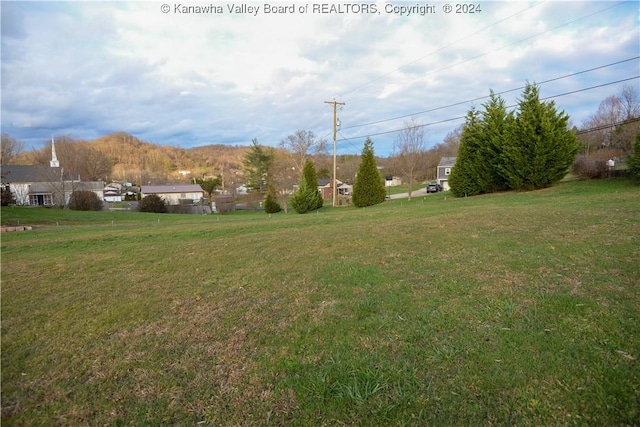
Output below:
[318,179,345,187]
[26,181,105,194]
[438,157,457,167]
[141,184,204,194]
[1,165,68,184]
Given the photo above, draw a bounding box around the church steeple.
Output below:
[50,137,60,168]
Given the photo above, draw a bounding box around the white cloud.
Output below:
[1,1,638,156]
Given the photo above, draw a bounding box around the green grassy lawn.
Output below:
[2,179,639,425]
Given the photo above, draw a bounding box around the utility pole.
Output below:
[325,99,345,207]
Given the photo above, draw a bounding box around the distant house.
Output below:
[140,184,205,205]
[235,185,249,195]
[436,157,456,191]
[317,179,352,200]
[1,165,106,206]
[103,184,124,202]
[384,176,402,187]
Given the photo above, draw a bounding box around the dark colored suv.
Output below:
[426,183,443,193]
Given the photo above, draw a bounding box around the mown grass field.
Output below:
[1,179,639,426]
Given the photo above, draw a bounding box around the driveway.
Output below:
[388,186,428,199]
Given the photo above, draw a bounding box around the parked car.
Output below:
[426,183,443,193]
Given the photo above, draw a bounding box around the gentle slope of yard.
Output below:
[1,179,639,425]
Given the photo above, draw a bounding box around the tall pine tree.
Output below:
[473,92,511,193]
[449,109,483,197]
[243,139,275,194]
[352,138,386,207]
[302,158,323,209]
[290,159,322,213]
[501,83,580,190]
[449,93,511,197]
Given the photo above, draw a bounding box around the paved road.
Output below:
[387,187,430,199]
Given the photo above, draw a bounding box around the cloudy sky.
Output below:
[1,1,638,156]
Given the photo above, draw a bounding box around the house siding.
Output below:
[436,157,456,191]
[141,185,205,205]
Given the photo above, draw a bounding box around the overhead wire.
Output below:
[341,57,640,130]
[339,0,546,100]
[336,75,640,142]
[304,0,549,141]
[307,1,633,152]
[345,2,637,129]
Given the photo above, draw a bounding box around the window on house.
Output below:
[445,168,451,175]
[29,194,52,206]
[181,193,186,198]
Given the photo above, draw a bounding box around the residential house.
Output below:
[436,157,456,191]
[1,165,106,206]
[317,179,353,200]
[103,184,124,202]
[140,184,205,205]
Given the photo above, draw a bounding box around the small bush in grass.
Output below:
[263,191,281,213]
[140,194,167,213]
[572,155,608,180]
[68,191,104,211]
[572,149,622,180]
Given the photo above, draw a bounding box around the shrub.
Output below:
[572,149,622,180]
[263,191,281,213]
[572,155,609,180]
[1,186,15,206]
[68,191,104,211]
[290,180,317,214]
[140,194,167,213]
[627,133,640,182]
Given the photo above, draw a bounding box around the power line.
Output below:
[342,57,639,131]
[344,1,627,104]
[337,76,640,142]
[306,1,550,136]
[575,117,640,135]
[311,2,631,151]
[340,1,546,99]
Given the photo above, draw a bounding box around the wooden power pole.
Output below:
[325,99,345,207]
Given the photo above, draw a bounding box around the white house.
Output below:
[140,184,205,205]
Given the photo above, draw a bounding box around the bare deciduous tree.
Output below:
[279,130,327,180]
[580,85,640,155]
[1,134,24,165]
[392,118,427,201]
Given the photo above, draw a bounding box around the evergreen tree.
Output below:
[302,158,323,209]
[243,138,275,194]
[263,186,282,213]
[449,94,511,197]
[501,83,580,190]
[627,132,640,182]
[474,92,511,193]
[289,159,322,213]
[449,109,484,197]
[352,138,386,207]
[195,176,222,201]
[290,180,317,214]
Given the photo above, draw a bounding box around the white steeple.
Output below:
[50,137,60,168]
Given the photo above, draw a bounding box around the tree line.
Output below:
[2,82,638,210]
[448,83,640,196]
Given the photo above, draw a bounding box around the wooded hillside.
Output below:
[16,132,251,185]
